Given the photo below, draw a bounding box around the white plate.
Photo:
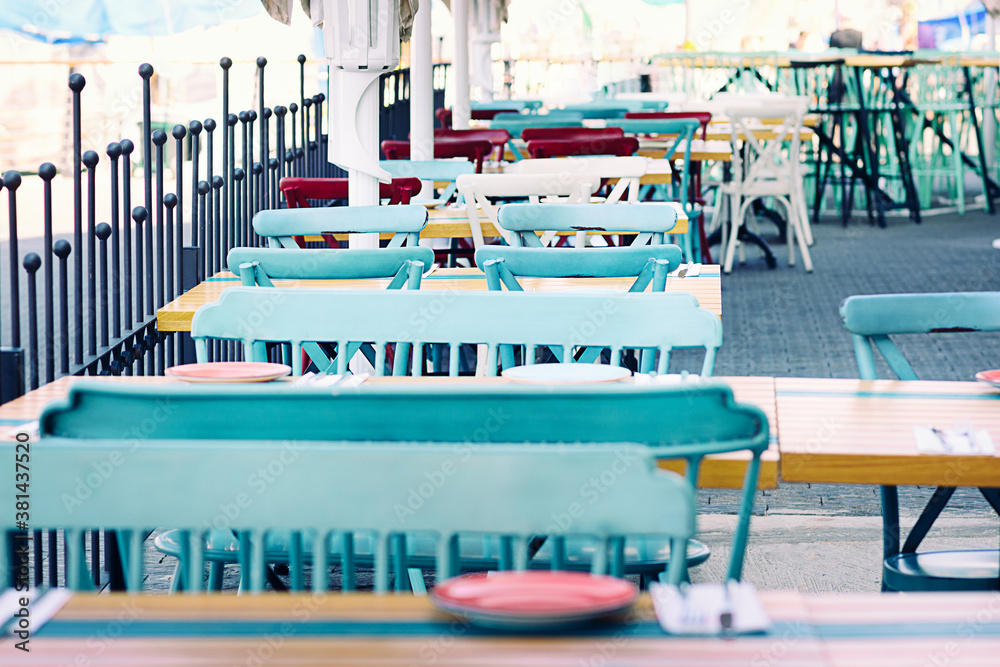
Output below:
[501,363,632,384]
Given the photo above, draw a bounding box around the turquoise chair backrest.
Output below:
[475,245,682,293]
[27,381,767,589]
[496,202,679,246]
[253,204,428,248]
[8,436,694,591]
[190,288,723,376]
[840,292,1000,380]
[493,110,586,122]
[226,247,432,288]
[490,117,584,138]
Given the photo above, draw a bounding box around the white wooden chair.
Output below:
[455,173,598,247]
[712,97,814,273]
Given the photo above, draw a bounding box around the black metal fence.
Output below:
[0,58,448,409]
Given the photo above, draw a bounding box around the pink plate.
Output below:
[165,362,291,383]
[431,571,638,629]
[975,369,1000,389]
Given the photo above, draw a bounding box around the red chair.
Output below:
[433,128,511,161]
[278,176,422,248]
[381,139,495,173]
[525,136,639,159]
[436,108,518,128]
[519,127,625,143]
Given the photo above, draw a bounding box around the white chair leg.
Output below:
[786,196,814,272]
[723,195,744,273]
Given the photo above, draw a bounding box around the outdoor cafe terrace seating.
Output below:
[1,1,1000,663]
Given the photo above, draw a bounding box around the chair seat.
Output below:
[154,530,710,577]
[884,550,1000,592]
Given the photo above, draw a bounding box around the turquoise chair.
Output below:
[227,247,432,287]
[561,101,644,119]
[840,291,1000,592]
[475,243,685,371]
[252,204,428,249]
[490,116,584,139]
[191,289,722,377]
[17,380,768,592]
[495,202,679,247]
[475,245,681,292]
[378,160,476,207]
[605,118,702,260]
[223,247,432,374]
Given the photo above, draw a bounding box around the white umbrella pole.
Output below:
[411,1,434,163]
[347,78,381,248]
[452,0,471,129]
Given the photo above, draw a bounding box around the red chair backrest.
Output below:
[624,111,713,140]
[433,128,511,149]
[434,108,513,129]
[525,136,639,159]
[381,139,494,173]
[279,177,422,208]
[519,127,625,143]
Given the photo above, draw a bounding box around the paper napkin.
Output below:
[650,581,770,635]
[914,426,996,455]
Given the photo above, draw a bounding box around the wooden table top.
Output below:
[10,590,1000,666]
[776,378,1000,487]
[155,265,722,332]
[0,374,773,490]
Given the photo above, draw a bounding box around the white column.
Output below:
[344,72,380,248]
[411,1,434,162]
[452,0,471,129]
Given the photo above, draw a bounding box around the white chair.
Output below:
[508,156,646,204]
[455,173,598,247]
[712,97,814,273]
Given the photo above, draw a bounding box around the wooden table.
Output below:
[0,374,775,490]
[155,265,722,332]
[776,378,1000,487]
[9,590,1000,666]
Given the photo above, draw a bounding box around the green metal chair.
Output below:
[13,380,768,592]
[191,289,722,378]
[840,291,1000,592]
[252,204,428,249]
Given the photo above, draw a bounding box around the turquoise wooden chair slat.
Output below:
[840,291,1000,592]
[475,246,681,289]
[3,438,694,592]
[378,160,476,207]
[17,380,767,591]
[496,202,680,247]
[227,247,433,283]
[252,204,429,248]
[190,289,723,377]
